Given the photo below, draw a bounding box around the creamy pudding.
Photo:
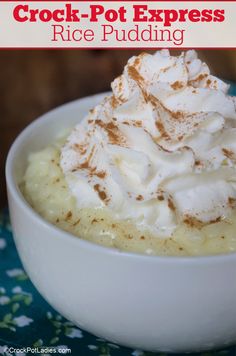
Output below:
[23,50,236,256]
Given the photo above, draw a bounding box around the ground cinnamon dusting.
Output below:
[209,217,222,224]
[136,195,144,201]
[134,120,142,127]
[73,143,87,155]
[222,148,235,160]
[189,73,208,85]
[66,211,72,220]
[155,121,170,140]
[95,119,126,146]
[183,215,204,228]
[171,111,184,120]
[128,65,144,85]
[94,184,108,201]
[171,81,184,90]
[94,170,106,179]
[72,219,81,226]
[184,215,221,228]
[228,197,236,207]
[110,95,119,109]
[73,145,96,172]
[133,55,143,68]
[168,198,175,211]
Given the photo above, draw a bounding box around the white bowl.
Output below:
[6,93,236,353]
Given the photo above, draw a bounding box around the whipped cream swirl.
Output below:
[61,50,236,237]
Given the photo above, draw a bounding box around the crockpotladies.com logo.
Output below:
[3,346,71,354]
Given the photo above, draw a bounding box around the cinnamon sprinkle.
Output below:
[171,81,184,90]
[222,148,235,160]
[94,184,108,202]
[155,121,170,140]
[72,219,81,226]
[133,55,143,68]
[183,215,204,228]
[95,119,126,146]
[228,197,236,207]
[127,65,144,85]
[171,111,184,120]
[189,73,208,85]
[168,198,175,211]
[76,145,96,171]
[94,170,106,179]
[110,95,119,109]
[183,215,221,228]
[73,143,87,155]
[66,211,72,220]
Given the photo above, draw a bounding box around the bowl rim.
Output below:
[5,93,236,265]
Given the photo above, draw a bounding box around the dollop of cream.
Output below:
[61,50,236,237]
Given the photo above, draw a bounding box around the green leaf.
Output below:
[50,336,59,345]
[52,320,61,329]
[56,314,62,321]
[11,294,25,302]
[16,273,28,281]
[99,345,111,356]
[33,339,43,347]
[0,322,8,328]
[11,303,20,313]
[55,329,61,335]
[64,327,74,336]
[46,311,52,320]
[24,295,33,306]
[3,313,12,323]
